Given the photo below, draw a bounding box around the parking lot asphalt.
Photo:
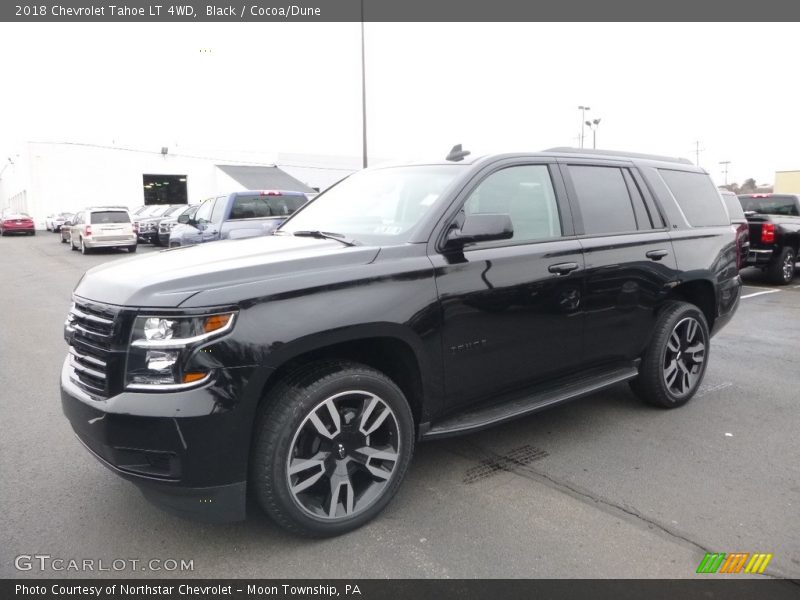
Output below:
[1,233,798,579]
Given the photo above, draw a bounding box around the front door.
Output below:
[430,162,585,409]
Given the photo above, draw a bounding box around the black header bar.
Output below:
[2,0,800,22]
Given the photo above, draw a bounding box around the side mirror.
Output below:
[446,213,513,248]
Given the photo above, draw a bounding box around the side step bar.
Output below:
[421,364,639,440]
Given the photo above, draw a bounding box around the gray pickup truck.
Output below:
[169,190,310,247]
[739,193,800,284]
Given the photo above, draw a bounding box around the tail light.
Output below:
[85,225,93,236]
[761,223,775,244]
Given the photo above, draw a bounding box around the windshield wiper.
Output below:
[291,230,360,247]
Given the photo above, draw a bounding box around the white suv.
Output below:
[69,207,137,255]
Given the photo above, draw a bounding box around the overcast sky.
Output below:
[1,22,797,185]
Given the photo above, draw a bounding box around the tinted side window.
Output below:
[659,169,728,226]
[569,166,637,235]
[622,169,654,230]
[463,165,562,243]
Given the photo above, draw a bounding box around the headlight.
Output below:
[126,312,236,390]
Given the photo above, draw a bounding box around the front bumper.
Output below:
[60,358,254,523]
[138,230,158,243]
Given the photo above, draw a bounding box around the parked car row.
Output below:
[48,190,312,255]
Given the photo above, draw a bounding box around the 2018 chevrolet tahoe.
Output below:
[61,148,741,537]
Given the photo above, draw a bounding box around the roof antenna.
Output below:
[446,144,470,162]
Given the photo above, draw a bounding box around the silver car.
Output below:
[69,207,137,254]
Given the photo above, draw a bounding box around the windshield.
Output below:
[738,195,799,216]
[164,205,186,216]
[146,205,171,217]
[279,165,465,244]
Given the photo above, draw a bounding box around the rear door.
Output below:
[560,161,679,366]
[430,160,585,408]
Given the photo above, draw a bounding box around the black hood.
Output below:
[74,235,381,308]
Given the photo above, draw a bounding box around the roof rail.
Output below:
[544,147,694,165]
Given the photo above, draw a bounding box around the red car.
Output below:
[0,213,36,236]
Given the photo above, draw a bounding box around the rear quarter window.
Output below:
[658,169,728,227]
[90,211,130,224]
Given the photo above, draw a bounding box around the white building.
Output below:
[0,141,362,227]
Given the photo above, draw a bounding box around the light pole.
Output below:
[360,0,368,168]
[719,160,731,185]
[585,118,601,149]
[578,105,591,148]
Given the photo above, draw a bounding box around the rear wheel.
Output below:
[80,238,90,255]
[251,361,415,537]
[630,301,709,408]
[768,247,796,285]
[128,245,138,253]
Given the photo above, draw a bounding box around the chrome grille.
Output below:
[65,299,119,399]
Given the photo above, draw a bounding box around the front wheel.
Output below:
[251,361,415,537]
[630,301,710,408]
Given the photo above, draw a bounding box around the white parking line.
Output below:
[793,284,800,289]
[741,289,781,299]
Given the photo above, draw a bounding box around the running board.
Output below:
[421,364,639,440]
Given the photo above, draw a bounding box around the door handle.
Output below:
[646,249,669,261]
[548,262,580,275]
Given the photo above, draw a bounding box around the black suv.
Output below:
[61,148,741,537]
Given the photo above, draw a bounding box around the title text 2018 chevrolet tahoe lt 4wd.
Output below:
[61,148,741,537]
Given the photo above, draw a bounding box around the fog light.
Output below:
[144,318,175,341]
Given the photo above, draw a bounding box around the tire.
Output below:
[80,238,89,255]
[251,361,415,537]
[61,235,66,244]
[629,301,710,409]
[767,247,796,285]
[128,245,138,253]
[30,230,35,236]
